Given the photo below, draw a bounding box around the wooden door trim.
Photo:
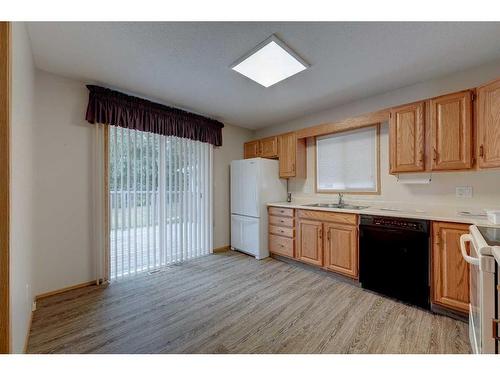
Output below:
[0,21,11,354]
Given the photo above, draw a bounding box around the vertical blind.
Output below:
[109,125,213,280]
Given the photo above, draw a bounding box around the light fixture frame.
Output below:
[230,34,310,87]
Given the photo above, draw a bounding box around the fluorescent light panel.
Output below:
[231,36,308,88]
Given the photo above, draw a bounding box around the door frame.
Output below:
[0,21,11,354]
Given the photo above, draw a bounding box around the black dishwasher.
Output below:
[359,215,430,310]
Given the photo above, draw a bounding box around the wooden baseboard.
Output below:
[35,280,104,301]
[23,310,33,354]
[213,245,230,253]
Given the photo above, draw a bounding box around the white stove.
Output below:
[461,225,500,354]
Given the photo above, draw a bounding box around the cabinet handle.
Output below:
[319,229,322,240]
[493,319,500,340]
[327,231,331,241]
[433,148,438,162]
[479,145,484,158]
[419,151,424,163]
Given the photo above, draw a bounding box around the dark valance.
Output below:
[85,85,224,146]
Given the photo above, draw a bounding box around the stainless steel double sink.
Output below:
[301,203,369,210]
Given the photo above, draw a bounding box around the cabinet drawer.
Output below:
[269,234,294,258]
[297,209,358,225]
[269,215,294,227]
[269,225,294,238]
[268,207,294,217]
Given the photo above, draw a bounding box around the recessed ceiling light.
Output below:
[231,35,309,88]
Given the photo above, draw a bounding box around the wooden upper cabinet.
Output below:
[244,140,260,159]
[297,219,323,266]
[259,136,278,158]
[477,79,500,169]
[324,223,358,279]
[432,221,470,313]
[278,132,296,177]
[430,91,473,171]
[278,132,306,179]
[244,137,278,159]
[389,101,426,173]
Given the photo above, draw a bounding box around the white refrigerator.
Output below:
[230,158,287,259]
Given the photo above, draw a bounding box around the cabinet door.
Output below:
[244,140,260,159]
[278,132,296,177]
[389,101,426,173]
[430,91,473,170]
[324,223,358,279]
[260,136,278,158]
[297,219,323,266]
[432,222,470,313]
[477,79,500,169]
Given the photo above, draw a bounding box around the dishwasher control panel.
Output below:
[360,215,429,232]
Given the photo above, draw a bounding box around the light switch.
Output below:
[456,186,473,199]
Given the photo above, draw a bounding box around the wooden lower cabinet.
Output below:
[324,223,358,278]
[269,234,294,258]
[297,219,323,266]
[296,210,359,278]
[431,221,470,313]
[268,207,295,259]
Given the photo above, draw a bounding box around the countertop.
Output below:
[267,200,500,228]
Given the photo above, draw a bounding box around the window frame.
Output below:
[314,124,381,195]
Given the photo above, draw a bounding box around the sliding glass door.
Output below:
[109,126,213,280]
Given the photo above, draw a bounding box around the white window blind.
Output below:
[316,126,379,193]
[109,126,213,280]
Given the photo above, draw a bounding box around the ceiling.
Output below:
[27,22,500,129]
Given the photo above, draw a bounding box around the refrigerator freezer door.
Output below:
[231,214,260,258]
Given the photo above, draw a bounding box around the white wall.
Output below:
[32,70,95,296]
[32,70,252,294]
[255,61,500,209]
[213,124,253,249]
[10,22,36,353]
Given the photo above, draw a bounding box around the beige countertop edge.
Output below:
[267,202,500,228]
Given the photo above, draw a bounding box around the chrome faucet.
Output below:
[338,193,344,206]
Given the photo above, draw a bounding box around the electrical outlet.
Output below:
[456,186,473,199]
[32,301,37,312]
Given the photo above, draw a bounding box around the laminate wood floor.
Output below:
[27,251,470,354]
